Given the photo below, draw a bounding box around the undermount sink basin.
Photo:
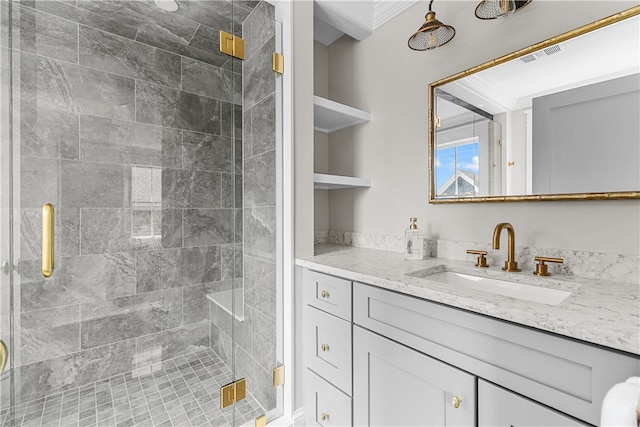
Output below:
[419,270,572,306]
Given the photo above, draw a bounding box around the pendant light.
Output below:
[474,0,532,20]
[408,0,456,51]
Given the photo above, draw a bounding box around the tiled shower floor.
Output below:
[1,349,264,427]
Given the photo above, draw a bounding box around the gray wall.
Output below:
[7,0,253,404]
[324,1,640,255]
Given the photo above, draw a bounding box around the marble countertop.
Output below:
[297,245,640,355]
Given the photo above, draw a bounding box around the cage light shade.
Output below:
[475,0,532,19]
[408,11,456,51]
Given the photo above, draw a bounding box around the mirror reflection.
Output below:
[431,11,640,201]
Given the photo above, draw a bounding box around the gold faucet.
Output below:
[492,223,521,272]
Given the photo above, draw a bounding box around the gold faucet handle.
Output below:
[466,249,489,268]
[534,256,563,276]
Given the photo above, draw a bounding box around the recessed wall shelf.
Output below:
[314,173,371,190]
[314,96,371,133]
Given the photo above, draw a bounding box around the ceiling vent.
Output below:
[543,44,561,56]
[519,44,561,64]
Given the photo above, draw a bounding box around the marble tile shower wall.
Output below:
[209,1,277,411]
[6,0,259,406]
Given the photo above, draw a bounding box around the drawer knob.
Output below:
[321,412,329,421]
[452,395,463,409]
[321,290,330,298]
[321,343,330,352]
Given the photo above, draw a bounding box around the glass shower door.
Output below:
[0,0,284,426]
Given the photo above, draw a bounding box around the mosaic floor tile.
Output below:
[3,349,264,427]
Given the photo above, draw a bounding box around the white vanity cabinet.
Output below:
[353,325,476,426]
[303,270,354,425]
[302,268,640,426]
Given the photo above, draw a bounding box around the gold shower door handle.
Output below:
[0,340,7,374]
[42,203,54,278]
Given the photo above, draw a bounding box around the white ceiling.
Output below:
[441,15,640,114]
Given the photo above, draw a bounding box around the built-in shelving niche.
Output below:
[313,96,371,190]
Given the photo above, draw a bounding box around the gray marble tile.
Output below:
[136,24,227,68]
[60,207,81,258]
[136,81,221,134]
[244,207,276,260]
[79,115,181,167]
[61,160,131,208]
[182,131,233,173]
[16,339,136,404]
[220,101,242,139]
[221,173,242,209]
[243,35,274,111]
[20,305,80,365]
[21,104,79,160]
[79,26,181,88]
[210,297,251,353]
[19,209,43,262]
[244,0,274,60]
[135,322,210,367]
[209,323,232,367]
[235,208,243,244]
[174,0,233,29]
[244,255,275,318]
[136,246,221,294]
[20,252,137,312]
[235,137,243,174]
[13,4,79,63]
[80,289,182,349]
[233,345,274,411]
[249,93,275,156]
[244,150,275,207]
[179,245,222,288]
[160,209,183,248]
[183,281,231,325]
[182,57,241,104]
[183,209,235,247]
[78,0,198,42]
[251,308,275,372]
[161,169,222,209]
[23,1,139,40]
[220,244,242,280]
[188,23,243,57]
[80,209,161,254]
[20,52,135,120]
[20,156,59,209]
[243,109,252,159]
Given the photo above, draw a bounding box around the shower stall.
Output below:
[0,0,286,425]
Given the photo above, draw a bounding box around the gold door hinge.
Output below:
[435,116,441,128]
[272,52,284,74]
[220,378,247,409]
[219,30,245,60]
[273,365,285,387]
[255,414,267,427]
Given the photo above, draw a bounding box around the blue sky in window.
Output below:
[435,142,480,189]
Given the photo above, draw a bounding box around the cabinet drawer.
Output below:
[304,269,352,321]
[353,282,639,425]
[305,306,352,395]
[479,380,588,426]
[305,368,352,427]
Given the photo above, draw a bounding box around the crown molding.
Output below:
[373,0,421,29]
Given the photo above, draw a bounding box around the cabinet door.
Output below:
[479,380,589,427]
[305,368,352,426]
[353,326,476,426]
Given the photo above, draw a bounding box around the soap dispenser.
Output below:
[404,218,424,260]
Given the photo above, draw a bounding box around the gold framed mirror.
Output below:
[428,6,640,203]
